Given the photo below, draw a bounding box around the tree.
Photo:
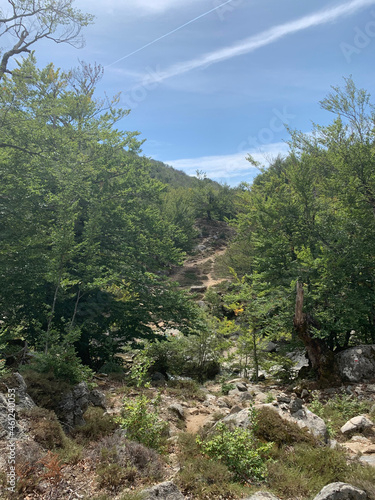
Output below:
[0,56,200,372]
[0,0,93,79]
[227,78,375,381]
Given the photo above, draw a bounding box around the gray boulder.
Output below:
[336,345,375,382]
[313,482,367,500]
[340,415,374,435]
[189,285,207,293]
[58,382,106,429]
[220,408,252,429]
[168,403,185,420]
[141,481,185,499]
[243,493,281,500]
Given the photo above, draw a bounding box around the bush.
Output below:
[86,434,164,490]
[20,369,72,411]
[255,406,315,447]
[221,382,235,395]
[117,394,169,452]
[197,421,272,483]
[177,433,249,500]
[21,407,66,449]
[71,407,118,444]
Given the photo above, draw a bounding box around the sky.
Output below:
[3,0,375,185]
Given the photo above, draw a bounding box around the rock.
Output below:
[189,285,207,293]
[58,382,90,429]
[89,389,106,408]
[286,349,310,378]
[229,405,242,415]
[228,388,241,397]
[262,342,278,353]
[313,482,367,500]
[220,408,252,429]
[289,398,303,413]
[359,455,375,467]
[243,493,281,500]
[196,244,206,252]
[9,373,36,410]
[217,397,231,408]
[151,372,167,383]
[277,393,291,404]
[240,392,254,403]
[336,345,375,382]
[301,389,309,399]
[341,415,373,434]
[141,480,185,499]
[168,403,185,420]
[236,382,248,392]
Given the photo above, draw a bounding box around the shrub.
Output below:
[117,394,169,452]
[15,441,45,495]
[176,433,249,500]
[86,434,164,485]
[197,421,272,483]
[221,382,235,395]
[255,406,315,447]
[21,407,66,449]
[71,407,118,444]
[20,369,72,411]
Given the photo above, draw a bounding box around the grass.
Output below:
[308,393,372,438]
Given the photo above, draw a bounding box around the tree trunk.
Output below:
[293,282,339,385]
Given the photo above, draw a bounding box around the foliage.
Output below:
[196,407,272,484]
[225,77,375,376]
[309,393,371,437]
[21,407,66,449]
[221,382,235,395]
[72,407,118,444]
[0,54,201,371]
[268,443,374,499]
[117,395,169,452]
[177,433,250,500]
[255,406,315,447]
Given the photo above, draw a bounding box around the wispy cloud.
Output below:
[166,141,290,183]
[134,0,375,83]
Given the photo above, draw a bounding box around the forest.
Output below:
[1,2,375,499]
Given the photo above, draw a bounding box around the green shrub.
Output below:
[117,395,169,452]
[221,382,235,395]
[20,369,72,411]
[197,421,272,483]
[177,433,249,500]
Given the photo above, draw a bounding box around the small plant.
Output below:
[21,407,66,449]
[265,393,275,403]
[221,381,235,395]
[39,451,63,484]
[117,394,169,452]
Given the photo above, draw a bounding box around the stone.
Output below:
[220,408,252,429]
[262,341,278,353]
[243,493,281,500]
[336,345,375,382]
[340,415,374,434]
[289,398,303,413]
[359,455,375,467]
[286,349,310,378]
[217,397,231,408]
[168,403,185,420]
[151,372,167,383]
[229,405,242,415]
[277,393,291,404]
[236,382,248,392]
[58,382,90,429]
[240,392,254,402]
[89,389,106,408]
[301,389,309,399]
[313,483,367,500]
[141,480,185,499]
[189,285,207,293]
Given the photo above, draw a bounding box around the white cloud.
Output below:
[135,0,375,82]
[166,141,290,183]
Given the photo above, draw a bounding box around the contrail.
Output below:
[133,0,375,83]
[105,0,237,69]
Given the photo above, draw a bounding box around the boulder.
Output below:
[58,382,106,429]
[340,415,374,435]
[168,403,185,420]
[220,408,252,429]
[189,285,207,293]
[141,481,185,499]
[236,382,248,392]
[336,345,375,382]
[243,493,281,500]
[313,482,367,500]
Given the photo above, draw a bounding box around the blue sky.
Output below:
[4,0,375,185]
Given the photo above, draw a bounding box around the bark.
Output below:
[293,281,339,385]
